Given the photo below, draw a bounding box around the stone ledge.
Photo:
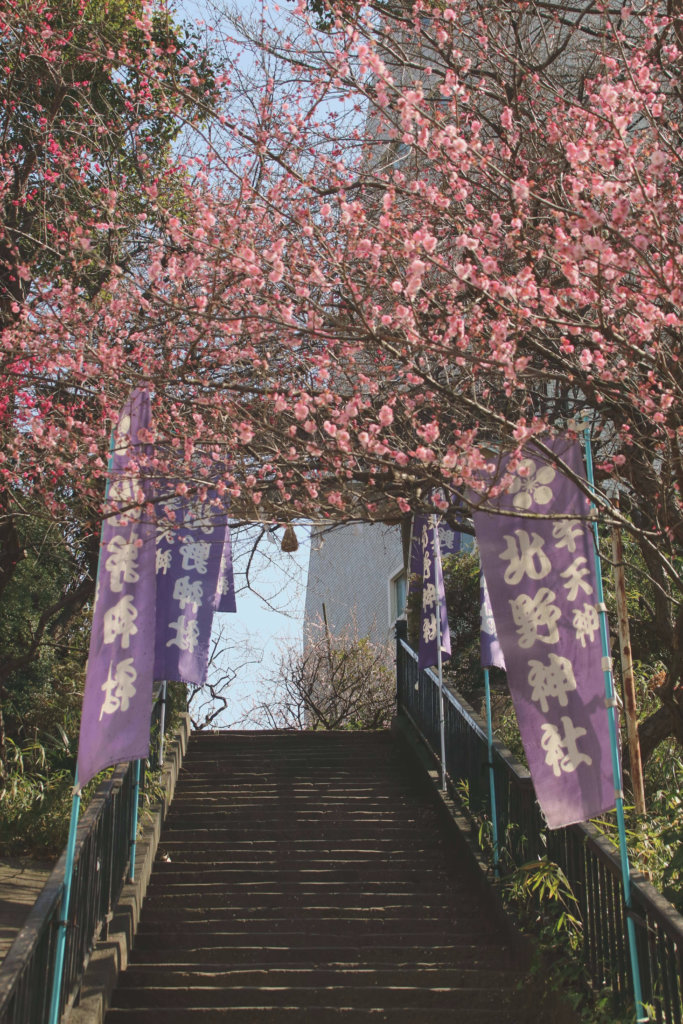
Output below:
[65,713,190,1024]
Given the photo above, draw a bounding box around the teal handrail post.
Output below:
[47,776,81,1024]
[483,668,500,878]
[433,515,448,791]
[158,680,168,767]
[583,425,647,1023]
[129,759,142,882]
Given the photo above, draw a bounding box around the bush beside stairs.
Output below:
[104,729,533,1022]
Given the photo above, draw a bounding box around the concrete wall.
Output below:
[304,523,404,656]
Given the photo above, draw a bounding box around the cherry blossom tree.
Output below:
[1,0,681,753]
[0,0,215,748]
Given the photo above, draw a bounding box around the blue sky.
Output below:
[192,524,311,727]
[174,0,318,728]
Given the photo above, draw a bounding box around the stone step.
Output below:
[105,1007,524,1022]
[127,943,514,967]
[143,881,465,897]
[152,850,440,864]
[111,983,517,1010]
[157,826,439,839]
[136,890,474,909]
[117,965,521,988]
[132,926,499,950]
[145,867,459,884]
[137,909,475,928]
[155,839,440,848]
[161,814,433,826]
[102,730,529,1024]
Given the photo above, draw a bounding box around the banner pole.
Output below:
[47,777,81,1024]
[158,680,168,767]
[483,668,500,878]
[128,760,142,882]
[433,515,447,792]
[583,426,647,1023]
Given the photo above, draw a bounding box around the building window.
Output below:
[390,570,407,623]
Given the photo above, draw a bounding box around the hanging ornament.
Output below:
[280,523,298,552]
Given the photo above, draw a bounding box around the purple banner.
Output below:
[409,520,462,591]
[76,390,156,791]
[415,516,451,671]
[214,528,236,613]
[154,493,228,687]
[440,525,463,557]
[473,439,614,829]
[480,571,505,670]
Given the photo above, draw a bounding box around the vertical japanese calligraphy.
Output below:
[413,515,452,672]
[214,529,237,614]
[473,439,614,829]
[154,492,230,687]
[76,390,156,791]
[480,572,505,671]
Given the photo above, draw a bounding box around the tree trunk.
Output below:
[0,512,24,604]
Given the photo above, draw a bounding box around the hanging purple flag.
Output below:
[439,525,463,557]
[76,390,156,791]
[473,439,614,829]
[480,571,506,670]
[409,518,463,597]
[154,492,228,687]
[415,516,452,671]
[214,527,236,613]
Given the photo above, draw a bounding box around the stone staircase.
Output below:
[104,730,532,1022]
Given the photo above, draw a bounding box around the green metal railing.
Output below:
[0,685,169,1024]
[397,631,683,1023]
[0,761,135,1024]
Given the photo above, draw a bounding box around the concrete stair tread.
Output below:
[132,930,503,949]
[105,1008,523,1022]
[102,730,529,1024]
[118,966,521,986]
[111,984,519,1009]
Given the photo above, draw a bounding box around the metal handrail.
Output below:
[0,761,135,1024]
[0,685,170,1024]
[397,635,683,1023]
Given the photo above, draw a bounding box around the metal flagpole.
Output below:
[128,760,142,882]
[158,680,168,767]
[432,515,447,791]
[47,775,81,1024]
[483,668,500,878]
[583,425,647,1023]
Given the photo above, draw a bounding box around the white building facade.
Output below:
[304,523,405,656]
